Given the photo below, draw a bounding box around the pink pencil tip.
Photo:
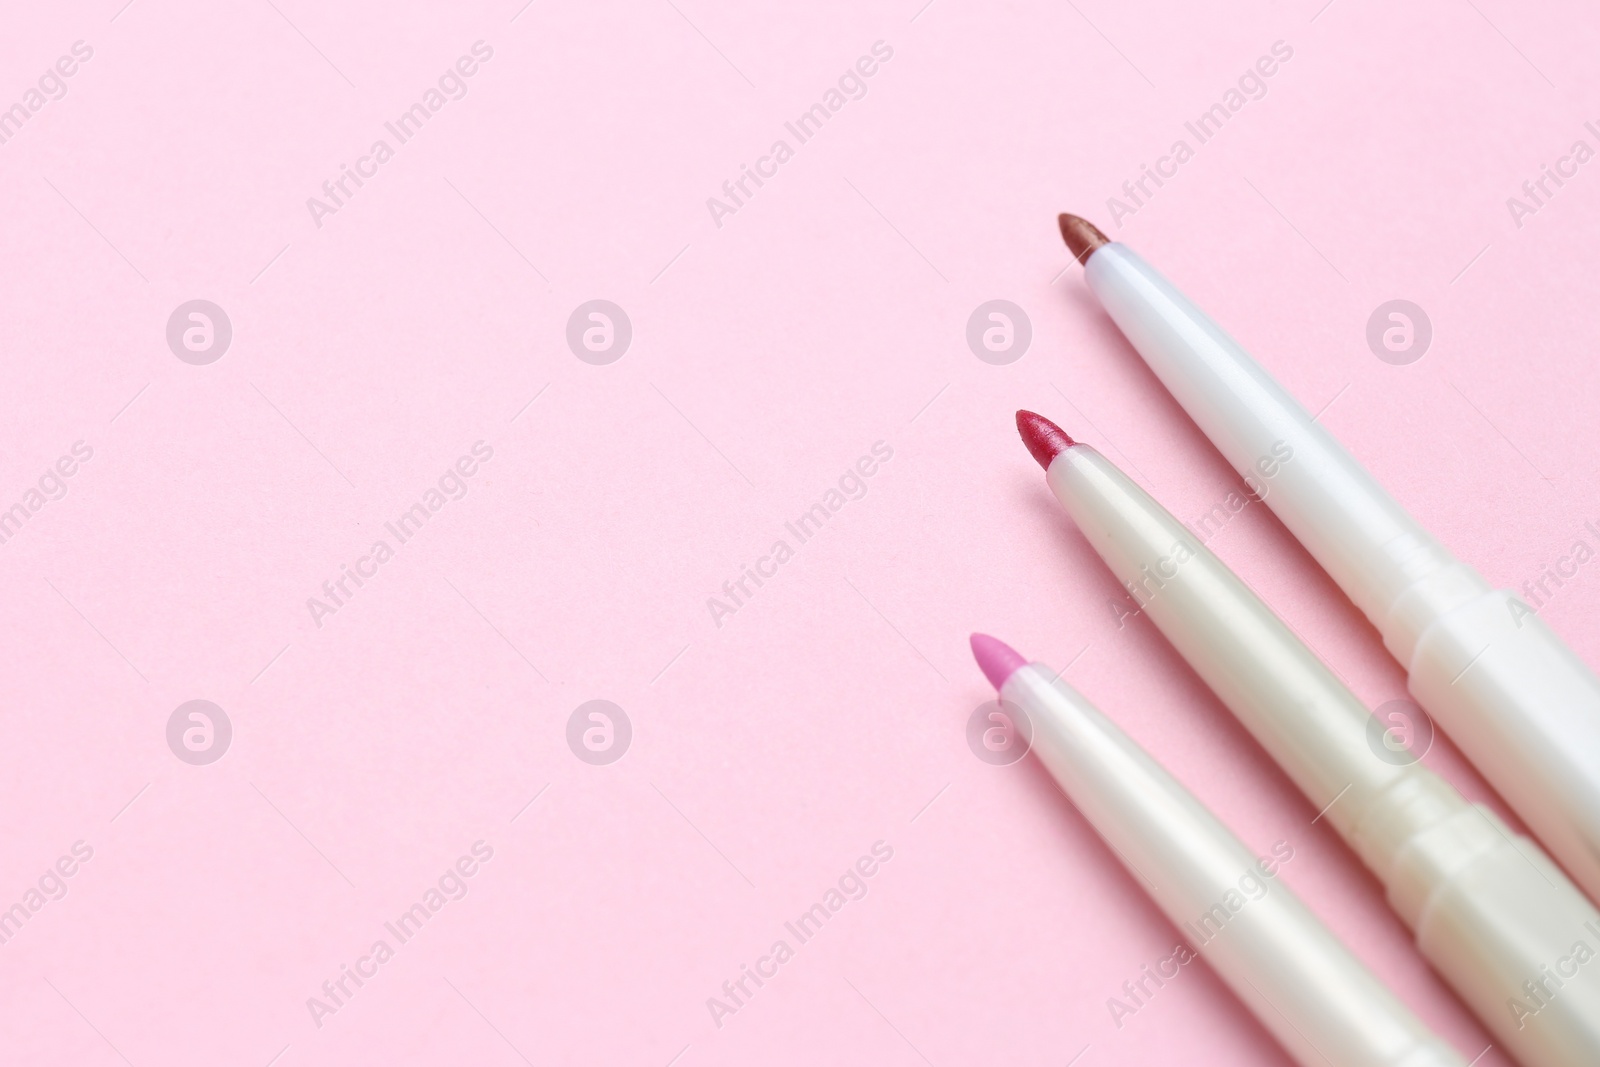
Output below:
[970,633,1028,691]
[1016,410,1075,470]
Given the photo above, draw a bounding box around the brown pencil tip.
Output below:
[1058,214,1110,265]
[1016,410,1075,470]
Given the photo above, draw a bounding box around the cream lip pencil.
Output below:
[1058,214,1600,914]
[967,634,1466,1067]
[1017,410,1600,1066]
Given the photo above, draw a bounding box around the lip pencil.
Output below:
[1057,213,1600,914]
[967,633,1466,1067]
[1016,410,1600,1065]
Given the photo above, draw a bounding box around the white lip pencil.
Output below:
[967,633,1466,1067]
[1058,214,1600,915]
[1017,410,1600,1066]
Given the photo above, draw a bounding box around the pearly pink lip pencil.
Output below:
[967,634,1466,1067]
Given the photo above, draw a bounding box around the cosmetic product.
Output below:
[969,633,1465,1067]
[1018,409,1600,1065]
[1057,214,1600,916]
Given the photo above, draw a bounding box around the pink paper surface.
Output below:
[4,1,1598,1063]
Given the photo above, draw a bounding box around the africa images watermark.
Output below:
[1505,122,1600,230]
[705,441,894,628]
[0,840,94,948]
[1508,919,1600,1032]
[1106,839,1295,1029]
[1104,40,1295,228]
[705,840,894,1029]
[1507,517,1600,629]
[306,840,495,1029]
[705,40,895,229]
[0,40,94,148]
[306,41,496,229]
[306,441,495,628]
[0,440,95,548]
[1110,440,1293,630]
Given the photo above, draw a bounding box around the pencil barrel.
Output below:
[1043,444,1600,1065]
[1406,589,1600,907]
[1006,666,1465,1067]
[1399,806,1600,1062]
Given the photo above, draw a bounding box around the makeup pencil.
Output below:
[1017,411,1600,1065]
[1057,214,1600,915]
[967,634,1465,1067]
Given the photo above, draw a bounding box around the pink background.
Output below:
[4,0,1599,1063]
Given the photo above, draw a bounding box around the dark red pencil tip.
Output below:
[1058,213,1110,265]
[1016,410,1075,470]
